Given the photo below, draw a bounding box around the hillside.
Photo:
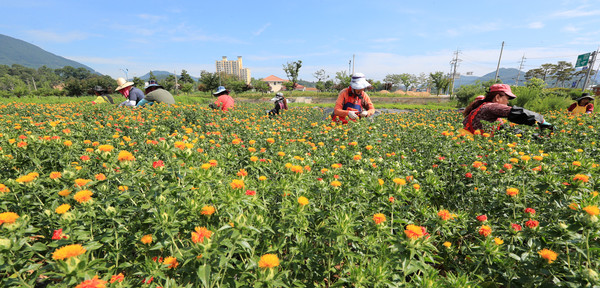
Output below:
[454,68,524,87]
[139,70,199,82]
[0,34,96,72]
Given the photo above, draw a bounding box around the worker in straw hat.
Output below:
[115,77,145,107]
[332,72,375,124]
[567,93,594,114]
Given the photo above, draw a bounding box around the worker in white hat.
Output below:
[115,77,145,107]
[332,73,375,124]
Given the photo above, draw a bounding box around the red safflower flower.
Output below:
[524,208,536,214]
[153,160,164,169]
[465,172,473,178]
[110,273,124,283]
[525,219,539,228]
[511,223,522,231]
[52,229,67,240]
[245,190,256,196]
[476,215,487,222]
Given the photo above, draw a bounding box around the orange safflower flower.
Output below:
[479,225,492,237]
[230,179,245,189]
[538,248,558,264]
[141,234,153,244]
[58,189,71,197]
[236,169,248,177]
[298,196,309,206]
[330,180,341,187]
[52,244,86,260]
[201,205,216,215]
[191,226,212,244]
[117,150,135,162]
[63,140,73,147]
[55,204,71,214]
[393,178,406,185]
[0,212,19,225]
[583,205,599,216]
[0,184,10,193]
[405,224,425,239]
[258,254,280,269]
[372,213,386,224]
[250,156,258,162]
[437,209,455,221]
[572,161,581,166]
[163,256,178,269]
[573,174,590,183]
[98,145,114,152]
[74,178,91,187]
[75,276,107,288]
[49,172,62,179]
[506,188,519,197]
[110,273,124,284]
[353,155,362,161]
[266,138,275,144]
[73,190,93,203]
[95,173,106,181]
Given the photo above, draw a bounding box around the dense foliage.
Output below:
[0,101,598,287]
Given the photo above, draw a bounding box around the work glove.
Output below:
[539,121,553,130]
[360,111,368,117]
[347,111,358,120]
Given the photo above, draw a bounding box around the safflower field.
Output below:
[0,101,598,287]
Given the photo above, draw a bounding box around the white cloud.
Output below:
[528,22,544,29]
[562,24,580,32]
[26,30,90,43]
[137,14,167,23]
[371,38,400,43]
[253,23,271,36]
[551,6,600,18]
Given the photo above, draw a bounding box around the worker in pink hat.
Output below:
[460,84,552,135]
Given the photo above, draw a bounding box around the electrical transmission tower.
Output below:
[450,49,462,96]
[515,55,526,86]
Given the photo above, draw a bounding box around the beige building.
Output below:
[216,56,251,84]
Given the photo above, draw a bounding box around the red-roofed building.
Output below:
[261,75,287,92]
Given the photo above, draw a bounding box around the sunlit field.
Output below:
[0,101,598,287]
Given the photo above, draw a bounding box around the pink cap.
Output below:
[475,95,485,100]
[489,84,516,99]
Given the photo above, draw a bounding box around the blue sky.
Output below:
[2,0,600,82]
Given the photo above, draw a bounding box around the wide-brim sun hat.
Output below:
[577,93,595,102]
[489,83,516,99]
[350,73,371,90]
[213,86,228,95]
[116,77,134,91]
[144,82,163,91]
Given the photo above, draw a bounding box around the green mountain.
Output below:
[140,70,199,82]
[0,34,96,72]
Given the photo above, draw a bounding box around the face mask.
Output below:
[120,88,130,98]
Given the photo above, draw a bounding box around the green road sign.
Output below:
[576,53,591,67]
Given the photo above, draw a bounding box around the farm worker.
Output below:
[268,92,288,116]
[116,77,145,107]
[91,86,114,105]
[332,73,375,124]
[209,86,234,111]
[460,84,552,135]
[137,80,175,107]
[567,93,594,114]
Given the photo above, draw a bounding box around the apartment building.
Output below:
[216,56,251,84]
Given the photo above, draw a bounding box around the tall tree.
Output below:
[148,71,157,81]
[313,69,328,92]
[251,78,270,94]
[334,71,351,90]
[199,70,220,92]
[429,71,450,96]
[552,61,575,87]
[383,74,402,91]
[283,60,302,94]
[179,69,194,84]
[398,73,418,91]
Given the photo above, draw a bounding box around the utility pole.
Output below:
[515,55,526,86]
[174,70,179,96]
[582,50,598,92]
[352,54,355,75]
[348,60,351,76]
[450,49,461,96]
[495,41,505,81]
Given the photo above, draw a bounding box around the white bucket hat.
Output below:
[116,77,134,91]
[350,73,371,90]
